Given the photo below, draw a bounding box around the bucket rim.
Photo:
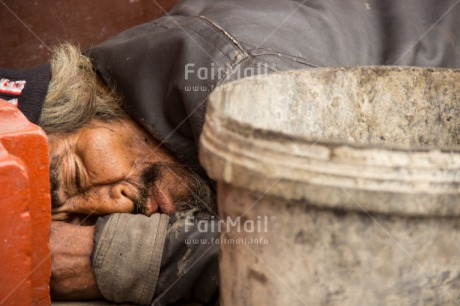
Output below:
[200,66,460,216]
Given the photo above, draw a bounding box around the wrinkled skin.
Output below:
[48,117,193,221]
[50,222,100,300]
[48,117,197,299]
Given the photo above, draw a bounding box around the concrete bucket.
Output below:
[200,67,460,305]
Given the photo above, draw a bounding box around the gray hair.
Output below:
[39,43,126,134]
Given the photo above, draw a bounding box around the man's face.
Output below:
[49,117,212,224]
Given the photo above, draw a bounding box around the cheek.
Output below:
[81,143,135,184]
[87,154,131,180]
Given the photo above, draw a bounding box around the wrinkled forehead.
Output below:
[48,131,76,178]
[48,135,77,200]
[49,151,64,206]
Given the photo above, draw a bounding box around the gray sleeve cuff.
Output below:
[91,213,169,305]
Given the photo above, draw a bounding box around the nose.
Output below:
[107,183,136,214]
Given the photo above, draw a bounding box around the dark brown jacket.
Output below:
[88,0,460,182]
[87,0,460,305]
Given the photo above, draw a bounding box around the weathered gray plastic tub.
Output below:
[199,67,460,306]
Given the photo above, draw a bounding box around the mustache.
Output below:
[132,162,215,215]
[132,164,160,214]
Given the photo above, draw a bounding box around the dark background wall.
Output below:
[0,0,179,68]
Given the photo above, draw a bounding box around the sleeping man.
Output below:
[2,0,460,304]
[2,42,219,304]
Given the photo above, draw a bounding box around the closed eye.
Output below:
[75,161,82,192]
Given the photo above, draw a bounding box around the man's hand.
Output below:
[50,221,102,300]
